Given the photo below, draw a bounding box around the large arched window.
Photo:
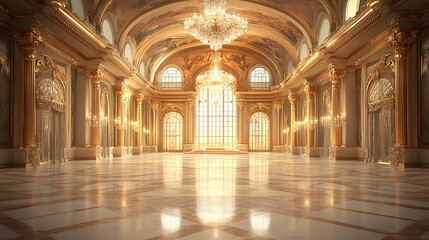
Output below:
[101,18,114,45]
[345,0,360,20]
[249,112,270,151]
[318,18,331,46]
[300,41,309,62]
[161,67,182,90]
[250,67,270,90]
[163,112,183,151]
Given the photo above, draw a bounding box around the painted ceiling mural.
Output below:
[95,0,343,83]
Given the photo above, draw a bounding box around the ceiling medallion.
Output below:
[184,0,248,51]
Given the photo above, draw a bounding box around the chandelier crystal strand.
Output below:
[184,0,248,51]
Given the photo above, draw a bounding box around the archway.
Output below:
[249,112,270,151]
[163,112,183,151]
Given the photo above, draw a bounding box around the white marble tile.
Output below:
[312,208,413,232]
[0,224,20,240]
[0,195,66,208]
[358,196,429,208]
[335,200,429,220]
[179,229,242,240]
[22,207,117,231]
[231,212,385,240]
[52,212,194,240]
[1,200,96,220]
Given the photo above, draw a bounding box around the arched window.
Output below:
[161,67,182,90]
[318,18,331,46]
[249,112,270,151]
[250,67,270,90]
[163,112,183,151]
[124,43,133,64]
[70,0,85,20]
[139,62,145,78]
[300,41,309,62]
[102,18,114,45]
[345,0,360,20]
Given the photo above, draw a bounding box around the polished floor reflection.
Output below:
[1,153,429,240]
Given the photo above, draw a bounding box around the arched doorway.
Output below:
[366,55,395,163]
[36,76,65,163]
[249,112,270,151]
[163,112,183,151]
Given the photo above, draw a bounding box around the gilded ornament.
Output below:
[14,29,43,60]
[387,20,417,60]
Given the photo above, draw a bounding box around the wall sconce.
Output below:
[114,117,128,130]
[130,121,140,132]
[303,117,318,129]
[292,121,302,132]
[320,112,346,127]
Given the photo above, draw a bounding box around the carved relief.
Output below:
[367,54,395,112]
[36,54,66,83]
[161,103,184,114]
[249,103,271,116]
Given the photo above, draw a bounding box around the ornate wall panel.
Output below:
[0,27,11,146]
[420,27,429,146]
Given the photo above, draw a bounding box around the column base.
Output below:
[72,147,98,160]
[329,147,368,160]
[131,146,144,155]
[289,146,301,155]
[303,147,322,157]
[144,145,158,152]
[237,144,248,152]
[183,144,194,152]
[113,146,128,157]
[273,145,287,152]
[390,147,429,167]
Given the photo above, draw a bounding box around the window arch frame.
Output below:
[249,111,271,151]
[162,111,184,151]
[345,0,361,21]
[101,13,117,46]
[70,0,86,20]
[299,40,310,62]
[160,66,183,90]
[248,66,271,90]
[316,14,331,47]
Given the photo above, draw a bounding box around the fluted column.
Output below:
[87,69,103,147]
[115,82,128,147]
[14,29,42,148]
[387,23,417,148]
[304,82,318,147]
[150,101,159,147]
[274,101,282,146]
[328,64,345,147]
[237,100,244,144]
[288,91,298,148]
[134,93,144,146]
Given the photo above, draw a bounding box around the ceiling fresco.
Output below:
[94,0,343,83]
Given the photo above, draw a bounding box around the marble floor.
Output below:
[0,153,429,240]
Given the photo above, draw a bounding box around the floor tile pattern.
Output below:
[0,153,429,239]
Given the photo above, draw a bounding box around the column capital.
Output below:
[134,92,145,103]
[150,100,159,110]
[273,100,282,112]
[288,91,297,104]
[86,68,104,87]
[237,100,245,110]
[304,82,318,99]
[387,21,417,60]
[14,28,43,60]
[328,63,346,84]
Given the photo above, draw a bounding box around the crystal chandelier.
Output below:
[197,52,234,88]
[184,0,248,51]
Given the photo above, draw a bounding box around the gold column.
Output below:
[186,99,194,144]
[304,82,318,147]
[274,101,282,145]
[288,91,297,147]
[387,23,417,148]
[237,101,244,144]
[150,101,159,147]
[14,29,42,148]
[115,83,127,147]
[134,93,144,146]
[328,64,345,147]
[87,69,103,147]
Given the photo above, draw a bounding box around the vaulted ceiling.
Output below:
[92,0,345,84]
